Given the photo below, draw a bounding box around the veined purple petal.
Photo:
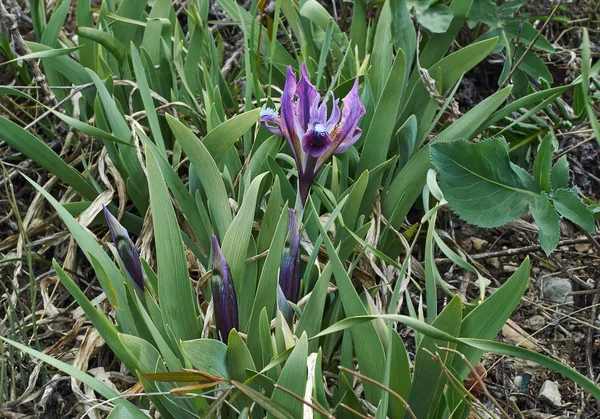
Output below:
[102,205,144,291]
[302,123,333,157]
[332,78,365,152]
[324,95,340,133]
[295,62,319,132]
[281,66,302,162]
[211,235,238,344]
[259,107,283,136]
[279,209,301,303]
[334,127,362,154]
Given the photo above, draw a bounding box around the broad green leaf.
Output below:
[222,173,268,328]
[519,48,553,83]
[391,0,416,75]
[369,0,394,100]
[530,196,560,255]
[356,51,405,214]
[416,4,453,33]
[0,118,97,201]
[269,333,308,419]
[396,115,418,171]
[181,339,229,379]
[419,0,473,68]
[119,334,198,419]
[166,115,232,239]
[147,148,199,342]
[383,84,513,230]
[552,189,595,233]
[357,51,406,174]
[76,0,98,71]
[77,27,128,62]
[534,133,554,192]
[430,137,539,228]
[227,330,256,382]
[451,258,530,379]
[387,331,411,418]
[0,336,148,418]
[138,128,210,260]
[550,156,569,190]
[202,108,261,163]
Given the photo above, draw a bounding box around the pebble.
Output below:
[542,277,573,303]
[527,315,546,331]
[538,380,562,407]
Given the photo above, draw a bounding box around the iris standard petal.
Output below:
[324,96,340,133]
[102,205,144,291]
[295,62,319,132]
[332,78,365,150]
[281,66,302,161]
[302,123,333,157]
[279,209,301,303]
[259,107,283,136]
[211,235,239,344]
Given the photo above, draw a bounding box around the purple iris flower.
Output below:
[260,63,365,205]
[102,205,144,292]
[279,208,301,303]
[210,235,238,344]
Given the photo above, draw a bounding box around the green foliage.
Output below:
[431,136,595,254]
[1,0,598,416]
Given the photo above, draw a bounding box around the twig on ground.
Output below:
[436,235,600,264]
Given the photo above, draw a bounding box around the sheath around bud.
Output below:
[102,205,144,292]
[211,235,239,344]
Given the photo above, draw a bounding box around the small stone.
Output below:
[488,257,501,269]
[543,277,573,303]
[538,380,562,407]
[471,237,488,250]
[527,315,546,331]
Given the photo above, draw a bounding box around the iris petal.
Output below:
[295,62,319,132]
[333,78,365,152]
[259,107,283,136]
[302,124,333,157]
[281,66,302,162]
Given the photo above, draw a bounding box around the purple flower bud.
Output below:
[102,205,144,292]
[279,209,301,303]
[211,235,238,344]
